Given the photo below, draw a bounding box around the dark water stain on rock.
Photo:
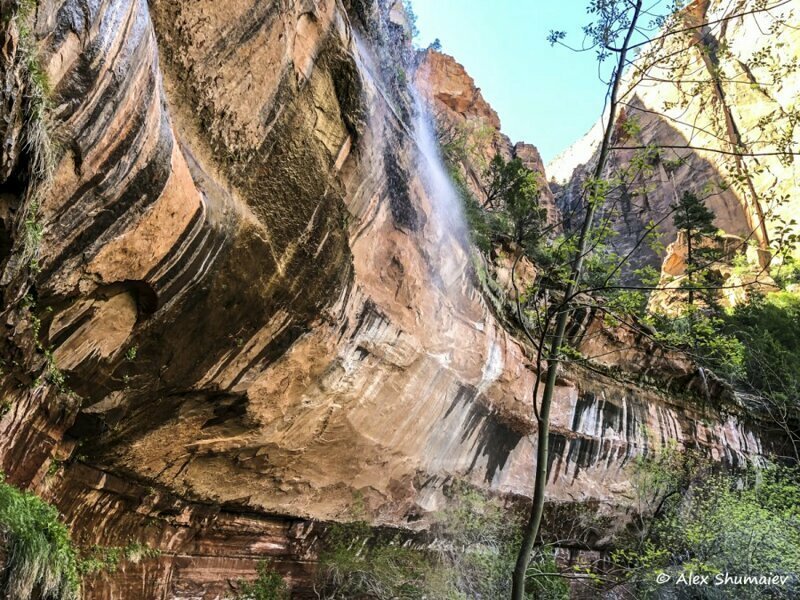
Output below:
[446,384,523,483]
[383,146,419,231]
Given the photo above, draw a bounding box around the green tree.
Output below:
[672,190,719,307]
[483,155,547,253]
[511,4,646,597]
[509,1,799,597]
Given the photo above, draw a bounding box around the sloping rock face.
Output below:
[0,0,777,597]
[548,0,800,275]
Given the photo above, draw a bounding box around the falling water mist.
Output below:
[410,83,473,297]
[351,28,474,302]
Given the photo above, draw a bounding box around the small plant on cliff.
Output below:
[718,292,800,458]
[0,474,80,600]
[3,0,58,282]
[232,560,289,600]
[78,541,160,576]
[125,345,138,362]
[401,0,419,40]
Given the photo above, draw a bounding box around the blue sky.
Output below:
[412,1,611,164]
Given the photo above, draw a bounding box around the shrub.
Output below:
[614,457,800,599]
[773,256,800,289]
[233,560,289,600]
[0,475,79,600]
[78,541,160,576]
[721,291,800,403]
[317,520,461,599]
[316,485,569,599]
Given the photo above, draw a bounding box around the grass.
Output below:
[9,0,58,273]
[0,475,80,600]
[78,541,160,576]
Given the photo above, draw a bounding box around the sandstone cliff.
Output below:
[548,0,800,277]
[416,50,561,227]
[0,0,779,597]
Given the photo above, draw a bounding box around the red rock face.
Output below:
[0,0,781,597]
[415,50,561,228]
[49,463,320,599]
[415,50,501,129]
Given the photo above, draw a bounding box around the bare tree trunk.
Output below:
[510,3,643,598]
[687,222,694,307]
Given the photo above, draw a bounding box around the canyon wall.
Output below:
[0,0,781,597]
[548,0,800,276]
[416,49,561,227]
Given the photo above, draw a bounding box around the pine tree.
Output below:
[672,191,718,307]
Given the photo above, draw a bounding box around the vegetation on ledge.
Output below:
[0,475,80,600]
[314,484,568,599]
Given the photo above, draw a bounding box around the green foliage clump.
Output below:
[649,308,747,380]
[434,483,519,598]
[0,475,80,600]
[482,155,547,251]
[78,541,160,576]
[438,132,546,260]
[232,560,289,600]
[671,191,722,307]
[434,483,568,600]
[773,256,800,289]
[317,520,461,599]
[654,291,800,412]
[615,455,800,599]
[448,166,496,254]
[719,292,800,417]
[401,0,419,39]
[11,0,57,272]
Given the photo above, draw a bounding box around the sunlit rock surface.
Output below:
[416,50,561,228]
[548,0,800,274]
[0,0,786,596]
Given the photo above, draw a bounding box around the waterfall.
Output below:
[409,84,473,296]
[410,89,471,245]
[350,30,472,300]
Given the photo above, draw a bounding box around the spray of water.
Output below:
[411,90,470,242]
[350,30,472,296]
[410,85,473,294]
